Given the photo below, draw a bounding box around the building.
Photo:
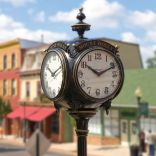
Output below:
[101,38,143,69]
[4,37,143,144]
[11,43,72,142]
[0,38,44,135]
[83,68,156,146]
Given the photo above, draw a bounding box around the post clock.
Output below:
[40,7,124,156]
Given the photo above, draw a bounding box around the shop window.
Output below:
[37,82,41,97]
[3,80,7,96]
[26,82,30,97]
[11,79,15,96]
[104,109,119,136]
[52,113,59,134]
[88,110,101,134]
[3,56,7,70]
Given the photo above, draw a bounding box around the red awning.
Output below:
[27,108,56,122]
[7,107,40,119]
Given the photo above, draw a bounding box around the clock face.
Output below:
[77,50,121,99]
[41,51,63,99]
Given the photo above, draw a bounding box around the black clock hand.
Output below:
[86,65,98,75]
[50,70,62,82]
[97,65,115,76]
[47,67,54,76]
[52,66,61,77]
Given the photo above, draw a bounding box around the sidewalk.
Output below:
[0,135,147,156]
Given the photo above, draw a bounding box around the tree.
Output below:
[146,51,156,68]
[0,98,12,138]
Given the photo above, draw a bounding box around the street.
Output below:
[0,142,76,156]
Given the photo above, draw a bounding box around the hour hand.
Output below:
[47,67,54,76]
[86,65,98,75]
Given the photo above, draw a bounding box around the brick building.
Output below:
[8,43,72,142]
[0,38,43,135]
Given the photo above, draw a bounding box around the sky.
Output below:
[0,0,156,68]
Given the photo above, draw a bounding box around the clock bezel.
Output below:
[73,47,124,102]
[40,48,68,101]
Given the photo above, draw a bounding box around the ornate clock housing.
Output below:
[73,47,122,101]
[40,8,124,112]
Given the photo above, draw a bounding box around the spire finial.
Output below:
[71,7,91,40]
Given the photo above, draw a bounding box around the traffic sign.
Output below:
[25,129,51,156]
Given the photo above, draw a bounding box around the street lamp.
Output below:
[135,87,143,156]
[23,101,26,143]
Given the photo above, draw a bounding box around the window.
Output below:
[3,80,7,96]
[26,56,30,69]
[12,79,15,96]
[37,82,41,96]
[104,109,119,136]
[52,113,59,134]
[88,110,101,134]
[38,54,42,68]
[12,54,15,69]
[26,82,30,97]
[0,119,3,128]
[3,56,7,69]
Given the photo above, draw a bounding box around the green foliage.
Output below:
[0,97,12,119]
[146,51,156,68]
[68,114,76,127]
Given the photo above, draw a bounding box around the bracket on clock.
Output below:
[67,101,83,111]
[100,100,111,115]
[54,102,61,114]
[66,43,78,58]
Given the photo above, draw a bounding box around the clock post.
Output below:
[40,7,124,156]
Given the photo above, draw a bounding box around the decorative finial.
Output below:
[71,7,91,40]
[79,7,83,12]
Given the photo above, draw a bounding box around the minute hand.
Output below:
[52,66,61,77]
[86,65,98,75]
[97,66,114,76]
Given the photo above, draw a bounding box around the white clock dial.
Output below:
[77,50,121,99]
[42,51,63,98]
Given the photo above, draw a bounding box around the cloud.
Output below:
[121,32,142,44]
[0,13,69,43]
[28,9,34,15]
[126,10,156,30]
[146,31,156,42]
[49,0,124,29]
[121,32,156,68]
[35,11,45,22]
[0,0,36,7]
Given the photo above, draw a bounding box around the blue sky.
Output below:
[0,0,156,68]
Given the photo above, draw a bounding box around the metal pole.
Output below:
[68,110,97,156]
[23,102,26,143]
[137,97,142,156]
[36,132,39,156]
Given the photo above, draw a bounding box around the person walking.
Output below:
[139,129,145,152]
[147,130,155,156]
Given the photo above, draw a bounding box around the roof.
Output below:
[112,68,156,106]
[0,38,44,49]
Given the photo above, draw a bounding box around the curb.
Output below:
[0,139,98,156]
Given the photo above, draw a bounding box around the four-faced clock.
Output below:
[73,48,122,100]
[40,49,67,101]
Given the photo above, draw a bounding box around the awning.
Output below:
[27,108,56,122]
[7,107,40,119]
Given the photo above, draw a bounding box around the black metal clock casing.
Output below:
[40,8,124,112]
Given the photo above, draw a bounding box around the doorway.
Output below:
[121,119,128,146]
